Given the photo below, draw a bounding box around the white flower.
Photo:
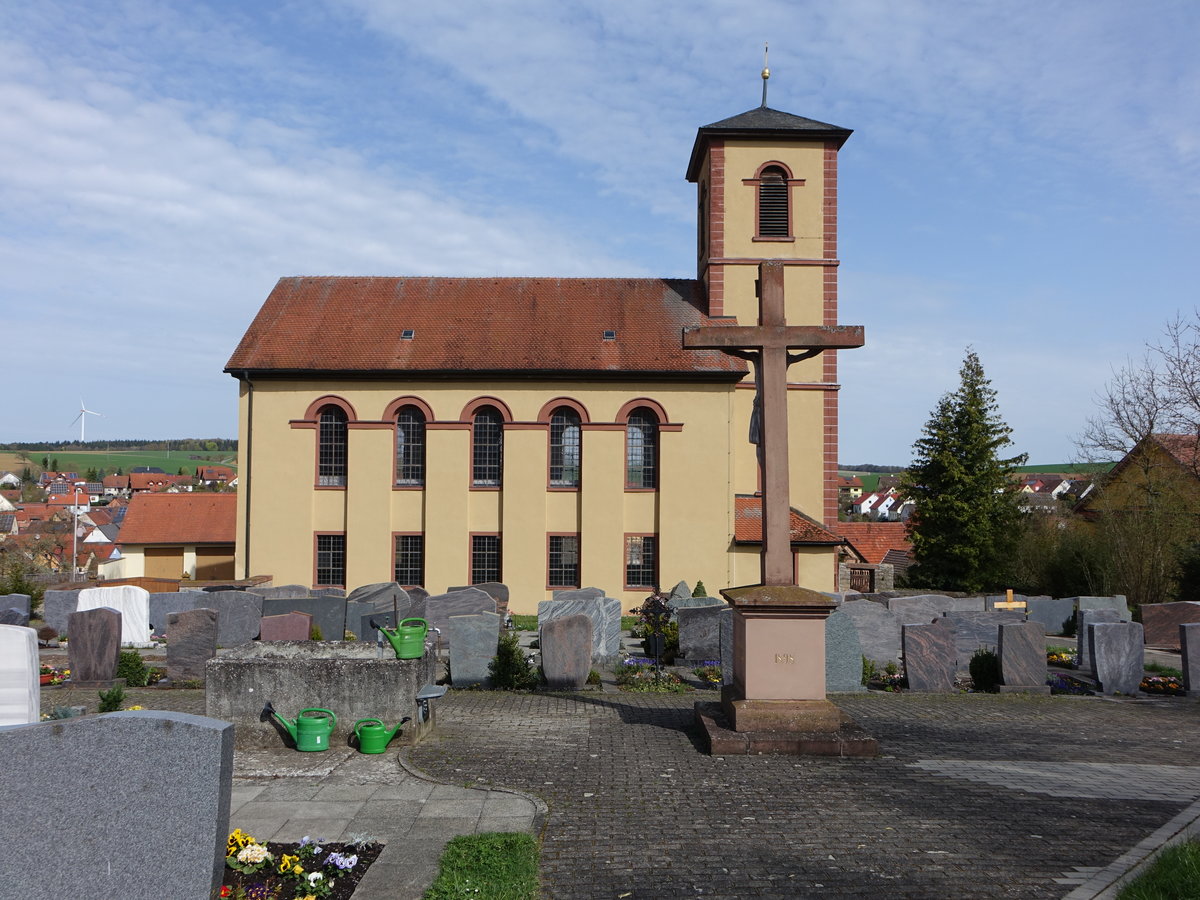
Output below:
[236,844,270,864]
[308,872,324,884]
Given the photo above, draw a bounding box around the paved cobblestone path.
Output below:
[408,691,1200,899]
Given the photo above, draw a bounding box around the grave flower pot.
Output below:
[643,634,665,658]
[40,674,53,685]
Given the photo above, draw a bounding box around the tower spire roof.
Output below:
[685,106,853,182]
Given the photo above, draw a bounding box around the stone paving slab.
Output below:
[408,690,1200,899]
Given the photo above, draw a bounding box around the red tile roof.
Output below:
[226,277,746,378]
[834,522,912,565]
[118,493,236,546]
[733,495,843,545]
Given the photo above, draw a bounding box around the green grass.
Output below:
[1117,838,1200,899]
[424,832,539,900]
[1,449,237,477]
[1145,662,1184,678]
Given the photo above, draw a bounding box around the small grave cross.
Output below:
[684,260,863,585]
[993,588,1027,610]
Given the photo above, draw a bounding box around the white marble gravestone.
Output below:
[0,624,40,725]
[77,585,152,647]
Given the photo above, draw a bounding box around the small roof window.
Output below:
[602,329,617,341]
[400,329,415,340]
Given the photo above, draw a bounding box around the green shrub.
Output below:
[488,631,537,690]
[1061,614,1077,637]
[692,580,708,598]
[586,668,601,685]
[97,685,125,712]
[116,650,148,687]
[309,623,324,641]
[969,647,1001,693]
[861,656,877,686]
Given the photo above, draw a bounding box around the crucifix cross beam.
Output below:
[683,260,864,586]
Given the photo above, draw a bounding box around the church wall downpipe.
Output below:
[240,371,254,581]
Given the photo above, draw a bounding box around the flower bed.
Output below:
[39,665,68,686]
[1140,675,1186,696]
[223,830,382,900]
[614,657,692,693]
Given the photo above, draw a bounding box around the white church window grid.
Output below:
[317,406,348,487]
[395,406,426,485]
[549,407,582,487]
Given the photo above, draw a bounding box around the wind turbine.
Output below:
[71,400,103,443]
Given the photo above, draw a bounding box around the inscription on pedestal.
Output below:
[774,654,794,664]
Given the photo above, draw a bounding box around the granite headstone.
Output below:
[424,589,496,648]
[1073,596,1132,621]
[1181,623,1200,695]
[0,624,39,726]
[998,621,1048,691]
[195,590,263,646]
[1077,609,1122,674]
[260,597,343,641]
[448,612,502,687]
[902,621,956,692]
[0,594,31,619]
[888,595,955,624]
[1091,622,1144,695]
[826,607,866,692]
[840,599,902,667]
[719,607,734,686]
[677,605,724,663]
[1025,596,1076,636]
[666,595,724,612]
[447,582,509,619]
[1141,602,1200,650]
[0,608,28,627]
[540,614,591,690]
[148,590,209,637]
[667,580,692,602]
[552,587,605,603]
[259,611,313,642]
[42,588,82,636]
[246,584,311,600]
[942,610,1026,672]
[538,596,620,659]
[67,606,122,685]
[167,607,219,682]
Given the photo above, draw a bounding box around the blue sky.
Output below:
[4,1,1199,465]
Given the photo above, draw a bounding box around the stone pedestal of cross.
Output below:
[684,260,878,756]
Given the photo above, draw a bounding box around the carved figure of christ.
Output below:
[683,260,864,586]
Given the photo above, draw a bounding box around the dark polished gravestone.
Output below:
[42,588,82,636]
[998,621,1049,693]
[942,610,1025,672]
[67,607,122,687]
[0,594,31,619]
[1141,601,1200,650]
[1182,623,1200,696]
[1024,596,1076,636]
[167,608,219,683]
[448,612,502,687]
[540,614,592,690]
[196,591,264,647]
[677,605,725,664]
[902,621,956,692]
[840,599,902,668]
[1077,609,1123,675]
[0,608,28,627]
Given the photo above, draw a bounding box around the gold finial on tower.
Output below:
[760,42,770,107]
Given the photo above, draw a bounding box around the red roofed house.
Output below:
[114,492,236,580]
[225,103,863,611]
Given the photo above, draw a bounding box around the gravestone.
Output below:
[312,587,345,598]
[902,622,956,692]
[259,611,313,642]
[0,594,31,618]
[407,586,430,603]
[1077,609,1122,675]
[668,580,692,602]
[840,599,902,667]
[888,595,955,624]
[1091,622,1144,695]
[0,710,233,899]
[42,588,82,636]
[247,584,310,599]
[944,596,986,612]
[347,582,411,612]
[825,608,866,693]
[350,591,426,640]
[1181,623,1200,696]
[719,608,734,686]
[678,605,724,663]
[0,624,39,726]
[942,610,1025,672]
[77,585,151,647]
[1072,596,1132,621]
[67,607,122,686]
[195,590,263,646]
[167,608,219,683]
[538,596,620,659]
[998,621,1048,692]
[260,597,343,642]
[1025,596,1076,636]
[424,589,496,648]
[539,614,591,690]
[448,582,509,619]
[1141,602,1200,650]
[149,590,209,637]
[985,593,1050,612]
[667,595,725,612]
[448,612,502,687]
[552,586,605,603]
[0,608,28,627]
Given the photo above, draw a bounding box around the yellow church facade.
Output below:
[226,104,858,614]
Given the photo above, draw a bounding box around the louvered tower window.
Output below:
[758,166,789,237]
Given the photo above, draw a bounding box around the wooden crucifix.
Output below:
[684,260,864,586]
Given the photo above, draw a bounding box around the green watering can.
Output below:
[371,617,429,659]
[352,716,412,754]
[262,701,336,751]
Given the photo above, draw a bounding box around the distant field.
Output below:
[0,449,237,477]
[1013,462,1113,474]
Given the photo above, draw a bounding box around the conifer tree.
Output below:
[901,349,1027,592]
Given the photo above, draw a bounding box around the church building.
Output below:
[225,101,859,614]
